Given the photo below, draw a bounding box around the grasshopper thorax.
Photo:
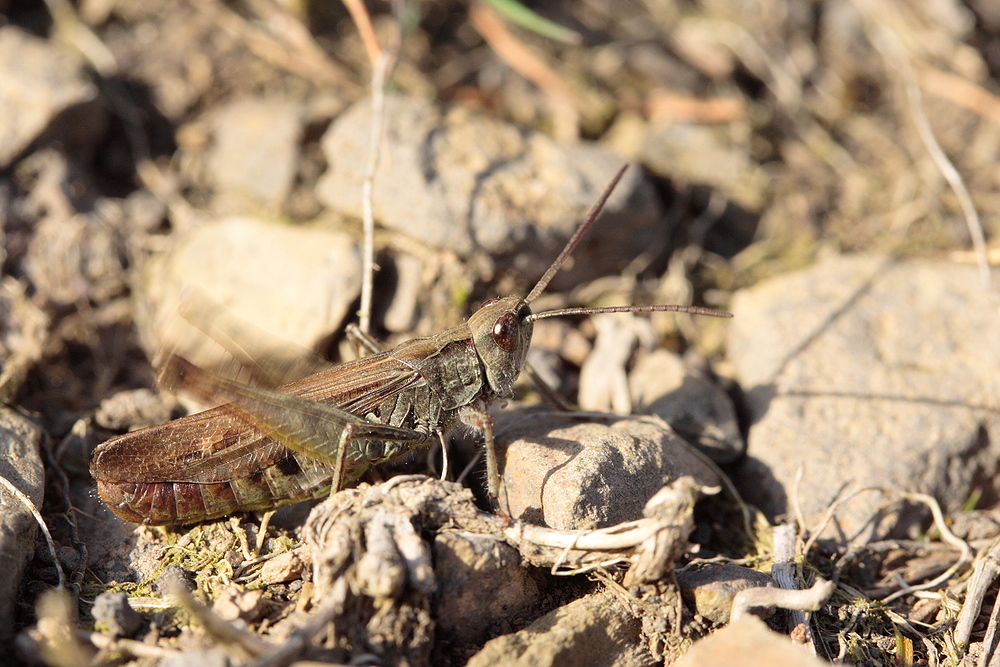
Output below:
[467,296,533,399]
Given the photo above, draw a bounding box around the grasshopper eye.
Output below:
[492,312,519,352]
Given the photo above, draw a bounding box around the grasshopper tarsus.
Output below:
[345,323,385,356]
[91,164,732,525]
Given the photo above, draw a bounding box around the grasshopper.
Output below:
[90,165,731,525]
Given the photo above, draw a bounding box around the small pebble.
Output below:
[92,591,144,638]
[259,547,312,585]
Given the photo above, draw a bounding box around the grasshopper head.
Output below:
[467,296,533,399]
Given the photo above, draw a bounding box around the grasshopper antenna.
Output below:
[525,304,731,322]
[521,163,732,322]
[523,163,629,305]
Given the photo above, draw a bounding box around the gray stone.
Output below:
[677,564,778,624]
[631,349,744,465]
[466,590,656,667]
[433,530,546,646]
[640,121,767,212]
[0,408,44,643]
[499,411,721,530]
[317,96,664,289]
[92,591,144,638]
[21,156,128,306]
[382,252,424,334]
[124,189,168,234]
[674,616,831,667]
[0,27,100,166]
[94,388,174,431]
[212,586,266,623]
[205,98,303,208]
[0,275,49,401]
[160,649,230,667]
[259,547,312,585]
[728,255,1000,542]
[135,217,360,378]
[578,314,654,416]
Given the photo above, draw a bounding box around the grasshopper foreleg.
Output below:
[459,402,503,513]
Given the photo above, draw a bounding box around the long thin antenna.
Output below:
[525,304,732,323]
[523,163,629,305]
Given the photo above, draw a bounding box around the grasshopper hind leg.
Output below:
[345,323,384,356]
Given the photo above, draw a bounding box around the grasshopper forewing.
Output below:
[90,165,732,525]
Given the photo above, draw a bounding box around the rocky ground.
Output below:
[2,0,1000,665]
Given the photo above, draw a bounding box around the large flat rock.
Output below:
[728,255,1000,541]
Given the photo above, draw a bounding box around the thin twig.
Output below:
[551,556,632,576]
[855,0,991,289]
[922,637,940,667]
[504,515,670,552]
[791,466,808,538]
[43,0,116,73]
[169,583,274,656]
[645,91,745,123]
[359,49,395,335]
[550,530,586,574]
[901,60,990,289]
[678,15,859,181]
[919,67,1000,128]
[469,1,576,103]
[249,578,349,667]
[730,579,836,622]
[0,473,64,590]
[880,492,972,604]
[955,535,1000,648]
[468,0,579,140]
[341,0,382,66]
[772,522,816,648]
[804,484,973,609]
[677,17,802,112]
[979,594,1000,667]
[86,632,179,659]
[227,0,358,90]
[801,483,870,558]
[883,606,927,640]
[254,509,275,558]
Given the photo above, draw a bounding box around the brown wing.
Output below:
[278,350,427,415]
[91,351,426,484]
